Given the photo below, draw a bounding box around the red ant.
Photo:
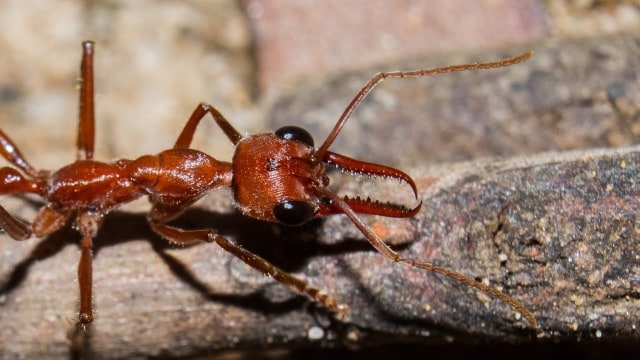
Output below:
[0,41,535,329]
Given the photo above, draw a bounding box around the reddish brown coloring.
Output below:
[0,41,536,329]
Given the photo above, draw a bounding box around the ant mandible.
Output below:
[0,41,536,329]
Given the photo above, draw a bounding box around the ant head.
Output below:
[231,125,420,226]
[231,126,327,225]
[227,50,534,229]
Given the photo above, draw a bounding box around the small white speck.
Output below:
[595,330,602,338]
[308,326,324,340]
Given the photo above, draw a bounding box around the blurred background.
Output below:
[1,1,637,168]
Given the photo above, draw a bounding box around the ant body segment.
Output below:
[0,42,536,328]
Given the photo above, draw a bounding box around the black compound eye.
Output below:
[275,126,314,147]
[273,200,315,226]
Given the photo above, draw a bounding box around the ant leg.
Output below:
[31,204,70,237]
[147,216,347,314]
[77,233,94,325]
[173,103,243,149]
[77,41,95,161]
[0,167,42,195]
[0,130,39,177]
[316,51,533,156]
[0,202,68,241]
[75,212,102,325]
[315,187,537,328]
[0,205,31,240]
[0,167,49,240]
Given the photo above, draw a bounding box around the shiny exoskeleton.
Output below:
[0,42,536,328]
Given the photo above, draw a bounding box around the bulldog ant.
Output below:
[0,41,535,328]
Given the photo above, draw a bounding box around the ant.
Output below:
[0,41,535,329]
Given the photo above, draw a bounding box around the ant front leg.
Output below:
[147,204,347,314]
[173,103,243,149]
